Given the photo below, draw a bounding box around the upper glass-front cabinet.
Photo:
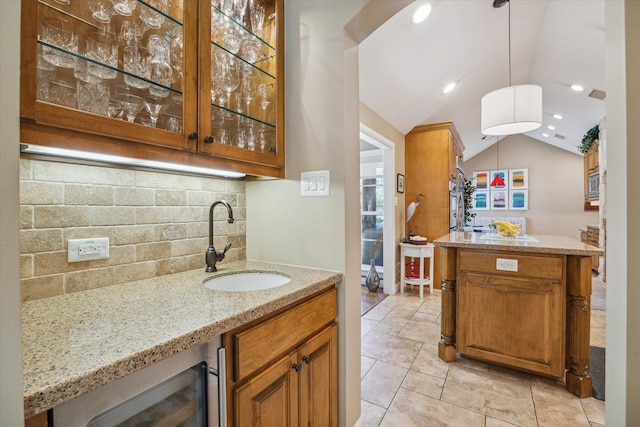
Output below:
[21,0,284,177]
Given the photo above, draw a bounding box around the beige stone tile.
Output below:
[33,160,94,184]
[488,363,561,389]
[531,384,591,426]
[201,177,228,192]
[590,310,606,348]
[155,189,187,206]
[401,369,445,399]
[590,423,604,427]
[188,253,205,270]
[113,225,155,245]
[398,318,441,344]
[64,184,113,205]
[135,207,172,224]
[581,397,605,425]
[185,222,207,239]
[114,261,156,284]
[228,234,246,249]
[20,158,33,179]
[362,355,376,379]
[20,206,34,229]
[136,242,171,262]
[186,191,217,206]
[115,187,154,206]
[64,227,115,244]
[361,360,408,408]
[89,165,135,186]
[135,170,202,190]
[34,251,72,275]
[20,181,63,204]
[20,229,64,254]
[172,206,204,223]
[380,388,485,427]
[441,364,537,426]
[361,318,377,338]
[155,257,189,276]
[485,417,519,426]
[65,267,115,293]
[171,238,204,257]
[454,356,489,373]
[361,330,423,369]
[411,305,440,323]
[363,303,393,321]
[20,254,34,278]
[225,179,245,194]
[155,224,187,241]
[410,344,450,379]
[373,316,409,336]
[35,206,91,228]
[361,400,387,427]
[92,206,135,226]
[21,274,64,302]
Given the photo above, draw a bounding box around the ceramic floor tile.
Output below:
[453,355,489,373]
[380,387,485,427]
[362,317,378,338]
[409,344,450,379]
[441,364,538,427]
[361,399,387,427]
[361,330,423,368]
[531,384,591,426]
[590,422,605,427]
[362,355,376,379]
[581,397,606,425]
[361,360,408,408]
[485,417,519,426]
[373,316,409,336]
[363,303,394,321]
[590,310,606,348]
[401,369,445,399]
[398,318,441,344]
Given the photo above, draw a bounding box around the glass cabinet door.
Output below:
[197,0,284,168]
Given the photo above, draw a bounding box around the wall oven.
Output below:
[588,172,600,200]
[53,337,226,427]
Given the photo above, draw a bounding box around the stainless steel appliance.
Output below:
[588,171,600,200]
[450,171,465,230]
[53,337,226,427]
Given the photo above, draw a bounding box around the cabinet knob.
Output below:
[204,135,214,144]
[302,355,312,365]
[188,132,198,141]
[292,363,302,373]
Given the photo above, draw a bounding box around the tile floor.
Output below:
[360,277,606,426]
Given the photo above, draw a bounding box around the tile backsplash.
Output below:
[19,158,246,302]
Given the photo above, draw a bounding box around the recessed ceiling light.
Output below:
[412,3,432,24]
[553,114,563,120]
[547,125,555,130]
[571,84,584,92]
[442,82,456,94]
[542,133,549,137]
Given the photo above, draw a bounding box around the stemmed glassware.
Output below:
[250,0,265,38]
[143,95,168,127]
[258,83,271,122]
[217,54,240,117]
[111,0,137,16]
[87,0,115,23]
[117,93,144,122]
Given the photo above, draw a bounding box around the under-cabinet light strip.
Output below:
[20,144,246,178]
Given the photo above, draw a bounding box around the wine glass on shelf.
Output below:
[88,0,115,23]
[143,95,168,127]
[235,0,248,24]
[218,56,240,117]
[249,0,265,38]
[258,83,272,122]
[117,93,144,122]
[258,130,267,152]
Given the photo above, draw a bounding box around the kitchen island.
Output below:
[21,260,341,419]
[433,232,603,398]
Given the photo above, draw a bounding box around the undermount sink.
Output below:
[203,272,291,292]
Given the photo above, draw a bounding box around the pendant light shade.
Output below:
[481,84,542,135]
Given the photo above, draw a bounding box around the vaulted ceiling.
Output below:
[359,0,606,159]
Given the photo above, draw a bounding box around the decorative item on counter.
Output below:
[490,220,521,237]
[409,235,427,245]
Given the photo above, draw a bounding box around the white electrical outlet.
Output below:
[68,238,110,262]
[496,258,518,272]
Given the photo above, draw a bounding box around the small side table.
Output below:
[400,242,435,298]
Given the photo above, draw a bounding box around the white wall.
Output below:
[464,134,598,238]
[605,1,640,424]
[0,0,24,424]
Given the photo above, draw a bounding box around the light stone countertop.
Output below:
[434,231,604,256]
[21,260,342,418]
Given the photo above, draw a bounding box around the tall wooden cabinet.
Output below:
[20,0,284,177]
[583,140,599,210]
[404,122,465,290]
[223,288,338,426]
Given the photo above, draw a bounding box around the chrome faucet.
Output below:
[206,200,234,272]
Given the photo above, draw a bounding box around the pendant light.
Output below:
[481,0,542,136]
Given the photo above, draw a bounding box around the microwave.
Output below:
[588,172,599,200]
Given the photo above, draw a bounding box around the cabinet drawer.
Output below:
[231,288,337,381]
[458,250,564,281]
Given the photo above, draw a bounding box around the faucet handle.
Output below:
[223,243,232,253]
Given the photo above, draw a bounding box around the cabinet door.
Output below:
[197,0,284,170]
[299,323,338,427]
[233,351,299,427]
[21,0,196,152]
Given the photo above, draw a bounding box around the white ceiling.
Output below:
[359,0,606,160]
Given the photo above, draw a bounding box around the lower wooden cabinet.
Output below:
[224,288,338,426]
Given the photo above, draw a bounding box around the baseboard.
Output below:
[352,414,366,427]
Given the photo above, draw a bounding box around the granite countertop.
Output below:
[433,231,604,256]
[21,260,342,418]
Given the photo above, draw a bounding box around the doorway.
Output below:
[360,125,395,295]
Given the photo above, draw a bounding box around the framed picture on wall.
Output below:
[397,174,404,193]
[473,191,490,210]
[509,168,529,189]
[473,171,490,191]
[489,170,509,190]
[509,190,529,210]
[490,190,508,210]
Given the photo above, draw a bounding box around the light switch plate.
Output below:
[496,258,518,272]
[301,170,330,196]
[68,238,110,262]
